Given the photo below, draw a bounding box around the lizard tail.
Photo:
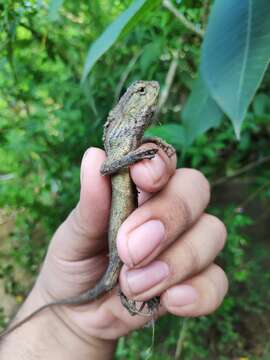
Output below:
[58,253,122,305]
[0,255,122,339]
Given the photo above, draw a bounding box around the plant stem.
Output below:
[114,50,143,104]
[212,155,270,187]
[156,45,181,114]
[238,179,270,210]
[162,0,204,38]
[175,318,189,359]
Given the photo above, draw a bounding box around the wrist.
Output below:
[0,285,116,360]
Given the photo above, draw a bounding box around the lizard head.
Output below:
[103,80,160,150]
[121,80,160,127]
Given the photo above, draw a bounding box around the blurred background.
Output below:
[0,1,270,359]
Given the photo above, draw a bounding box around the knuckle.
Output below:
[213,264,229,295]
[206,283,221,313]
[168,193,193,229]
[203,214,227,248]
[181,168,210,194]
[175,168,211,206]
[67,206,89,237]
[181,238,201,275]
[195,171,210,204]
[203,265,229,312]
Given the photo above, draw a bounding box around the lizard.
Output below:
[0,80,175,339]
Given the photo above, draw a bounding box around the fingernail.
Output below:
[127,220,165,265]
[166,285,198,307]
[126,260,169,294]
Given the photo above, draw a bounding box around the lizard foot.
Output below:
[142,136,176,158]
[119,290,160,317]
[100,148,158,175]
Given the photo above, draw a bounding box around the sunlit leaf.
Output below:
[182,75,224,145]
[202,0,270,137]
[81,0,160,82]
[146,123,186,151]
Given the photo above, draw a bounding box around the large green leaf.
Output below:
[201,0,270,137]
[182,75,224,146]
[146,123,186,151]
[81,0,160,82]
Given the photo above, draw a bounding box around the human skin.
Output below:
[0,145,228,359]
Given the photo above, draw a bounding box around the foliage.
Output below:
[182,74,223,146]
[1,0,270,358]
[82,0,161,81]
[201,0,270,137]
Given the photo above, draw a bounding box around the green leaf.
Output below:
[182,75,224,146]
[81,0,160,82]
[140,41,162,75]
[48,0,64,21]
[146,124,186,150]
[201,0,270,137]
[253,93,270,116]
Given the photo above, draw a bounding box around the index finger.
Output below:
[130,142,177,195]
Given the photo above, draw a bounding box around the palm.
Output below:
[34,147,227,344]
[38,232,150,340]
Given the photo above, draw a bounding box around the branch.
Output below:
[163,0,204,38]
[114,50,143,104]
[0,174,16,181]
[175,319,189,359]
[156,46,180,115]
[238,180,270,210]
[212,155,270,187]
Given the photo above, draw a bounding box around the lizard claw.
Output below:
[119,290,160,317]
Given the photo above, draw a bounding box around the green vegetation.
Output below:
[1,0,270,358]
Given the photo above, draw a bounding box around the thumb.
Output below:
[49,148,111,261]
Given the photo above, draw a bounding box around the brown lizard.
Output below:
[0,80,175,339]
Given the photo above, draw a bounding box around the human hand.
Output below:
[3,145,228,359]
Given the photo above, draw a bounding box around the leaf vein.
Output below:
[236,0,252,120]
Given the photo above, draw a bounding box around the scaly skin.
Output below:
[101,80,175,315]
[0,80,175,338]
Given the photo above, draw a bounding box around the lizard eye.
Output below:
[138,87,146,95]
